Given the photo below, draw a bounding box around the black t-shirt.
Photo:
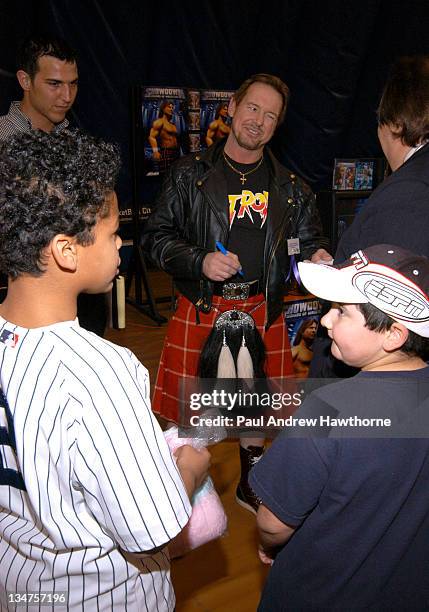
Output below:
[251,368,429,611]
[223,153,269,282]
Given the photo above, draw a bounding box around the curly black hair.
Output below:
[0,129,120,279]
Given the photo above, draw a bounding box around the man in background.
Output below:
[311,55,429,377]
[0,33,108,336]
[0,34,77,137]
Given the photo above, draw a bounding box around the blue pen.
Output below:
[215,241,244,277]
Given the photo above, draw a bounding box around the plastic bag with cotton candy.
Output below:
[164,424,227,558]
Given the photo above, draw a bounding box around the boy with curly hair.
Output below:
[0,129,209,611]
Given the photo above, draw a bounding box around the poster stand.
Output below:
[126,84,233,325]
[126,86,167,325]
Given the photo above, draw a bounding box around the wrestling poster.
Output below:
[141,86,233,176]
[130,86,234,234]
[198,89,233,152]
[284,297,323,379]
[141,86,187,176]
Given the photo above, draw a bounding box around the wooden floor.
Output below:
[105,270,269,611]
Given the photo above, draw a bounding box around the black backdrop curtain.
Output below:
[1,0,429,205]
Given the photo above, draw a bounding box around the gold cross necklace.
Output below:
[223,151,264,184]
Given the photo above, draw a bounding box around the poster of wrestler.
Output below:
[284,298,322,379]
[142,86,187,176]
[200,90,233,150]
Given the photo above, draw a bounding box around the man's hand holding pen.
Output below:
[202,241,244,281]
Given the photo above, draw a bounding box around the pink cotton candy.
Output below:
[164,427,228,558]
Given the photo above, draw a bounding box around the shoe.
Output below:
[236,481,262,515]
[235,445,264,515]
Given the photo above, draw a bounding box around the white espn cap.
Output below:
[297,244,429,338]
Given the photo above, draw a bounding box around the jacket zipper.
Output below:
[263,206,298,327]
[199,178,229,235]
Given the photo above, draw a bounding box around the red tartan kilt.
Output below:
[152,294,293,423]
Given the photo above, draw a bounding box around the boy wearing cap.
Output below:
[250,244,429,611]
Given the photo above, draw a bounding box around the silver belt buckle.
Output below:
[222,282,250,300]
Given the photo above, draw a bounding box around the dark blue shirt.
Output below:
[250,369,429,611]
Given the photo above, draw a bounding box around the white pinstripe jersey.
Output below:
[0,316,191,611]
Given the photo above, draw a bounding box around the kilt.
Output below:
[152,293,293,423]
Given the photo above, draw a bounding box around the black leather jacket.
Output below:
[142,140,328,328]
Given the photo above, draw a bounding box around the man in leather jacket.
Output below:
[142,73,331,513]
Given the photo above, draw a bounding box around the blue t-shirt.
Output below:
[250,368,429,611]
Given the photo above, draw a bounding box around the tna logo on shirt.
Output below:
[0,330,19,348]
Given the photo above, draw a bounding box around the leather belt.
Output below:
[213,279,262,300]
